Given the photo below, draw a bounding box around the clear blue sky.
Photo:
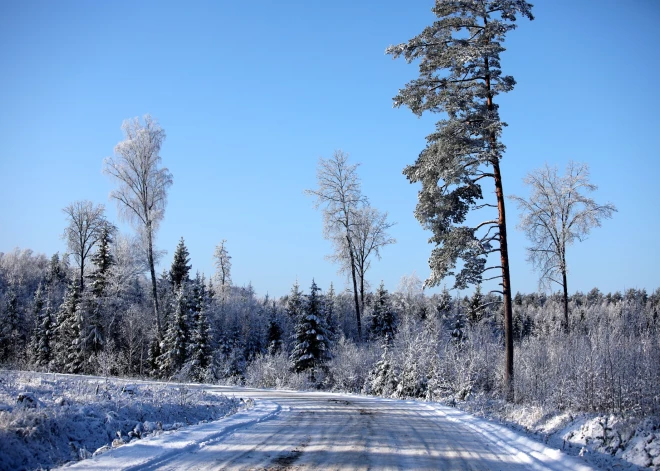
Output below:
[1,0,658,298]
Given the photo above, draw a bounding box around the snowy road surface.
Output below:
[66,386,595,471]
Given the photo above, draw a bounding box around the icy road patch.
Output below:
[60,385,597,471]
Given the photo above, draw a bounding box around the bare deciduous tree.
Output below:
[510,161,616,330]
[329,205,395,314]
[306,150,366,339]
[62,200,106,291]
[213,239,232,303]
[103,114,173,338]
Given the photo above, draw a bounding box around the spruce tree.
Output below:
[368,338,398,396]
[189,304,212,382]
[290,280,331,379]
[266,303,283,354]
[387,0,533,397]
[32,284,53,368]
[0,289,20,362]
[436,287,453,320]
[158,287,188,377]
[169,237,191,290]
[84,296,104,356]
[88,223,115,297]
[285,281,304,321]
[53,283,84,373]
[466,285,484,326]
[324,283,339,341]
[369,282,397,342]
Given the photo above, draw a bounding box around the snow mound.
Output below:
[0,371,241,471]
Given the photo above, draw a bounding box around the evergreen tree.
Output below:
[31,284,53,368]
[436,287,453,320]
[387,0,533,396]
[266,303,283,354]
[169,237,191,290]
[147,337,161,377]
[88,223,115,297]
[290,280,331,379]
[0,289,20,361]
[189,304,212,382]
[466,285,484,326]
[367,338,398,396]
[158,287,188,377]
[324,283,339,341]
[369,282,397,342]
[45,252,67,286]
[285,281,304,321]
[84,295,104,356]
[53,283,84,373]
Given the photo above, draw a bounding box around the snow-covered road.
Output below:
[67,386,596,471]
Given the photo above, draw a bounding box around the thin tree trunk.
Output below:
[359,272,365,322]
[146,221,162,339]
[79,260,85,292]
[562,265,569,332]
[346,233,362,340]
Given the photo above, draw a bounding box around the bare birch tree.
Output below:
[62,200,106,292]
[306,150,366,339]
[510,161,616,331]
[213,239,232,304]
[103,114,173,338]
[329,206,395,314]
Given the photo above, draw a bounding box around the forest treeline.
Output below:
[1,245,658,415]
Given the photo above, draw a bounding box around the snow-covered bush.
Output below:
[326,336,378,394]
[244,351,292,389]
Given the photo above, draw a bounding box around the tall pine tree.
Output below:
[387,0,533,397]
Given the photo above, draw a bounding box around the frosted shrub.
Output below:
[391,319,437,399]
[430,323,501,401]
[327,336,378,393]
[244,352,292,389]
[366,343,398,397]
[514,312,660,414]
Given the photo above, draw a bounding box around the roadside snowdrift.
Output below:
[0,371,241,471]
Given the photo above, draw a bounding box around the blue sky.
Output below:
[1,0,658,298]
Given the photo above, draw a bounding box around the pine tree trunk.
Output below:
[493,159,514,401]
[485,44,514,401]
[146,221,162,339]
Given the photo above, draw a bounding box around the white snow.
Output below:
[3,371,654,470]
[0,371,241,471]
[60,399,280,470]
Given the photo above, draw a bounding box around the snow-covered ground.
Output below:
[445,394,659,471]
[0,371,241,471]
[1,370,656,470]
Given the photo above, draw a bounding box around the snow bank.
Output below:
[60,399,280,470]
[439,394,659,470]
[0,371,241,471]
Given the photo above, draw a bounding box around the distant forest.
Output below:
[1,245,658,415]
